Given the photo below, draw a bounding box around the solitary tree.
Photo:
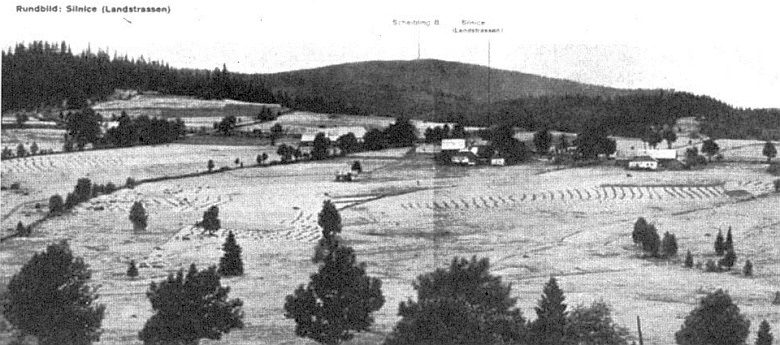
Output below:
[2,241,105,345]
[530,277,569,345]
[30,142,39,155]
[218,231,244,277]
[207,159,215,172]
[743,260,753,277]
[384,256,526,345]
[675,289,750,345]
[199,205,221,235]
[127,260,139,278]
[284,244,384,345]
[756,320,773,345]
[566,300,630,345]
[129,201,148,231]
[715,230,726,256]
[351,160,362,173]
[701,139,720,162]
[685,250,694,268]
[763,141,777,163]
[139,264,244,345]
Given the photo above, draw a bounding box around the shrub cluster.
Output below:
[48,177,123,215]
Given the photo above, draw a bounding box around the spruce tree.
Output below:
[719,249,737,269]
[129,201,148,230]
[715,230,725,256]
[685,250,694,268]
[531,277,569,345]
[199,205,221,235]
[725,227,734,253]
[642,225,661,257]
[756,320,773,345]
[127,260,139,278]
[662,232,679,257]
[218,231,244,277]
[632,217,648,245]
[743,260,753,277]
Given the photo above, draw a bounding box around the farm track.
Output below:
[398,185,745,211]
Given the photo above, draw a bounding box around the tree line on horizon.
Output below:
[4,41,779,141]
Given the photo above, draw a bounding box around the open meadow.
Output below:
[1,140,779,345]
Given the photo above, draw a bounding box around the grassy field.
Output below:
[1,139,778,345]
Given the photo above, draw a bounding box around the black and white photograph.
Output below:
[1,1,779,344]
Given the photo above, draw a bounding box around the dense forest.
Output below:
[1,41,275,111]
[3,41,779,139]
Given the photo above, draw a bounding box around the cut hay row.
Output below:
[399,185,737,211]
[2,153,124,174]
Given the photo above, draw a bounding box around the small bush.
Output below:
[768,163,780,176]
[127,260,139,278]
[774,179,780,192]
[126,177,136,188]
[742,260,753,277]
[684,250,694,268]
[704,259,721,272]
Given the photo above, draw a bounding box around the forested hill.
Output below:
[0,41,275,111]
[3,41,779,139]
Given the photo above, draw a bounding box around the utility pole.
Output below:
[637,315,644,345]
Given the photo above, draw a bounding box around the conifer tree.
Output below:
[725,227,734,253]
[129,201,148,231]
[632,217,648,245]
[743,260,753,277]
[199,205,221,235]
[756,320,773,345]
[715,230,725,256]
[127,260,139,278]
[642,225,661,257]
[531,277,569,345]
[719,249,737,270]
[207,159,215,172]
[662,232,679,257]
[218,231,244,277]
[685,250,694,268]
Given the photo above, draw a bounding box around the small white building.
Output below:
[441,138,466,151]
[490,157,506,166]
[642,149,677,161]
[628,156,658,170]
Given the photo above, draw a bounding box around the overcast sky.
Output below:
[2,0,778,108]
